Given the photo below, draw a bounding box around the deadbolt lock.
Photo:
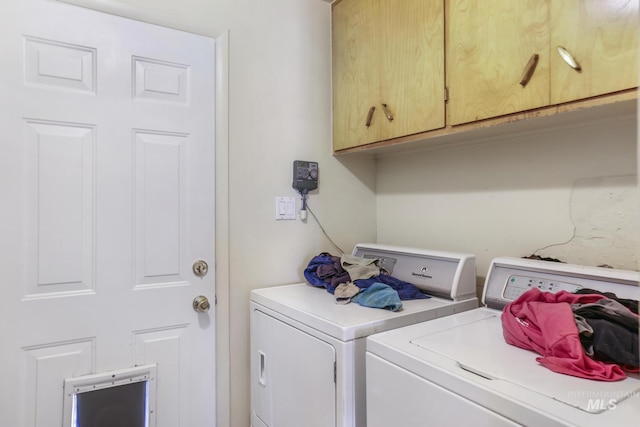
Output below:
[193,259,209,277]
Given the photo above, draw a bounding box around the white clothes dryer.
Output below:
[250,243,478,427]
[366,257,640,427]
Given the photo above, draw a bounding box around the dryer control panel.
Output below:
[502,275,582,301]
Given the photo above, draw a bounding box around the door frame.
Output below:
[213,30,231,427]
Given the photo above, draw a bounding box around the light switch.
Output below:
[275,197,296,220]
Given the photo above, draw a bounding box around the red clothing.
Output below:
[501,288,627,381]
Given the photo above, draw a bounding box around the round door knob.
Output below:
[193,295,211,313]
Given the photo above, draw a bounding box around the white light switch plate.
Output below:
[275,196,296,220]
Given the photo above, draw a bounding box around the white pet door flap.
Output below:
[63,365,157,427]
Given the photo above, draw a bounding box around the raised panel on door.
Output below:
[23,120,96,297]
[252,310,336,427]
[550,0,639,104]
[378,0,445,141]
[448,0,550,125]
[332,0,382,151]
[0,1,215,426]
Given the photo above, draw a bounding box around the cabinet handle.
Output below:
[365,106,376,127]
[556,46,582,72]
[381,103,394,122]
[519,53,539,87]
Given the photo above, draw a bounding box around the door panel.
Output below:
[133,130,189,287]
[22,340,95,427]
[448,0,550,125]
[24,119,96,296]
[332,0,444,150]
[0,1,215,426]
[380,0,444,141]
[550,0,639,104]
[332,0,381,150]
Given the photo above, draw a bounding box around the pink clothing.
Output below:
[501,288,627,381]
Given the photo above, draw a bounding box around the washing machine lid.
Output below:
[416,257,640,412]
[380,257,640,418]
[352,243,476,301]
[410,313,640,414]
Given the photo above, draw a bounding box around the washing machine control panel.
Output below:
[503,275,583,301]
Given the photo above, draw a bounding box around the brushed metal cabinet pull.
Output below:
[365,106,376,127]
[556,46,582,72]
[381,103,394,121]
[519,53,539,87]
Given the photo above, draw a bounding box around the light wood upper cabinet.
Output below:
[447,0,551,125]
[448,0,639,126]
[378,1,445,141]
[550,0,639,104]
[332,0,381,150]
[332,0,638,154]
[332,0,445,151]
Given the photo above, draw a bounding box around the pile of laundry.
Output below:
[304,252,429,312]
[502,287,639,381]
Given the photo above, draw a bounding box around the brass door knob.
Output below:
[193,295,211,313]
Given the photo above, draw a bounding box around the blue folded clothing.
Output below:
[355,275,429,300]
[351,282,403,312]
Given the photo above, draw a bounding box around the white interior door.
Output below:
[0,0,216,426]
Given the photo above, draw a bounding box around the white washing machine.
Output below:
[250,243,478,427]
[366,257,640,427]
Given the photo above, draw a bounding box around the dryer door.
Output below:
[252,309,337,427]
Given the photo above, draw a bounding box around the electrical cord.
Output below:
[306,202,345,254]
[302,198,345,254]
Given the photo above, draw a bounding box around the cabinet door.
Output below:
[378,0,445,141]
[333,0,382,151]
[448,0,550,125]
[332,0,445,151]
[550,0,639,104]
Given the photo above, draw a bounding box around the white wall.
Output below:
[59,1,376,426]
[377,111,638,292]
